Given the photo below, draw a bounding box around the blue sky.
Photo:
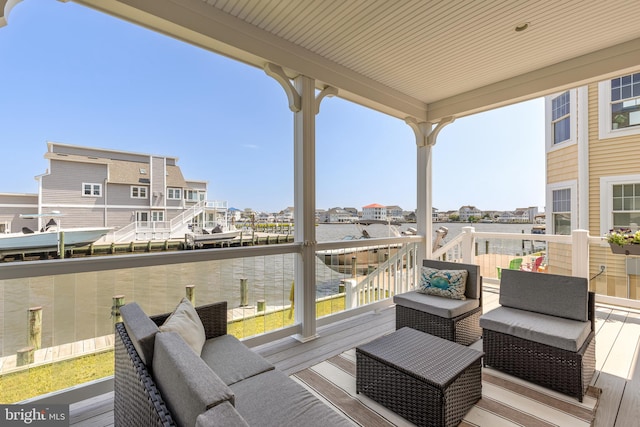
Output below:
[0,1,545,213]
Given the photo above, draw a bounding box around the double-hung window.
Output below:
[551,91,571,144]
[612,183,640,229]
[167,188,182,200]
[131,186,147,199]
[552,188,571,235]
[610,73,640,130]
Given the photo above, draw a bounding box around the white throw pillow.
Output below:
[159,298,206,356]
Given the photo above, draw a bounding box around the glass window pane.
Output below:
[554,213,571,235]
[613,198,623,210]
[613,185,622,197]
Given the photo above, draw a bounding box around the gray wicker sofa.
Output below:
[115,300,352,427]
[480,269,596,402]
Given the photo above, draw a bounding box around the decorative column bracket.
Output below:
[264,63,301,112]
[315,86,338,114]
[405,116,455,147]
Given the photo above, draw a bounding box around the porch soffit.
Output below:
[18,0,640,122]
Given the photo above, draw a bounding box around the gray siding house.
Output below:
[0,142,218,241]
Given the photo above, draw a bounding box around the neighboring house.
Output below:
[544,69,640,282]
[276,207,295,222]
[362,203,387,221]
[0,142,221,241]
[458,205,482,221]
[0,193,38,233]
[326,207,352,223]
[386,205,404,222]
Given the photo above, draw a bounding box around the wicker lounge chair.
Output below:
[393,259,482,345]
[480,269,596,402]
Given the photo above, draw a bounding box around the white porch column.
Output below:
[293,74,317,341]
[406,117,454,262]
[572,229,590,279]
[265,63,337,341]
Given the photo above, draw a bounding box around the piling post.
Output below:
[112,295,125,325]
[351,256,357,278]
[17,347,34,366]
[240,278,248,307]
[28,306,42,350]
[58,231,65,259]
[185,285,195,305]
[485,240,490,254]
[257,299,265,312]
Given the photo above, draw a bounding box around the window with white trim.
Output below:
[185,190,205,201]
[82,183,102,197]
[610,73,640,130]
[612,183,640,229]
[131,186,148,199]
[167,188,182,200]
[151,211,164,222]
[551,91,571,144]
[552,188,571,235]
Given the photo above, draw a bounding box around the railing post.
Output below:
[342,278,357,309]
[572,229,590,279]
[461,226,475,264]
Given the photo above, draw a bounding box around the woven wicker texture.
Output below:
[356,327,483,427]
[395,304,482,346]
[115,301,228,426]
[483,291,596,402]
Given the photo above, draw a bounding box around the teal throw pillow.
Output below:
[417,267,468,300]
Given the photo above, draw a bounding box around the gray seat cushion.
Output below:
[153,332,235,427]
[394,290,480,318]
[201,334,275,386]
[196,401,249,427]
[499,269,588,321]
[230,369,353,427]
[480,306,592,352]
[120,302,159,366]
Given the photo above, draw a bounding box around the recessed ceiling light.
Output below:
[515,22,530,32]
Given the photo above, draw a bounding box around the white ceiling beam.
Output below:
[427,37,640,121]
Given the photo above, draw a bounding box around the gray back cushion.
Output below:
[499,269,588,321]
[153,332,235,427]
[120,302,159,366]
[423,259,481,300]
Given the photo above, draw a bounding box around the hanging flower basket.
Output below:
[606,228,640,255]
[609,243,640,256]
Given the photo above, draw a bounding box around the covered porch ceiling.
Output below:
[5,0,636,123]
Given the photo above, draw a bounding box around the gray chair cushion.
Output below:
[153,332,235,427]
[230,369,353,427]
[394,290,480,318]
[120,302,159,366]
[201,334,275,386]
[196,401,249,427]
[423,259,481,299]
[480,306,592,352]
[499,269,588,321]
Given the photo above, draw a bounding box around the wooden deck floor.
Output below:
[69,286,640,426]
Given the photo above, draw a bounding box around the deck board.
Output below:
[68,291,639,427]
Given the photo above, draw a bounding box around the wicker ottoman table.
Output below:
[356,327,483,427]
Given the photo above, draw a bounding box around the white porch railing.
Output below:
[2,227,638,404]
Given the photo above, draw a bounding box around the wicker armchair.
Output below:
[480,270,596,402]
[393,259,482,345]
